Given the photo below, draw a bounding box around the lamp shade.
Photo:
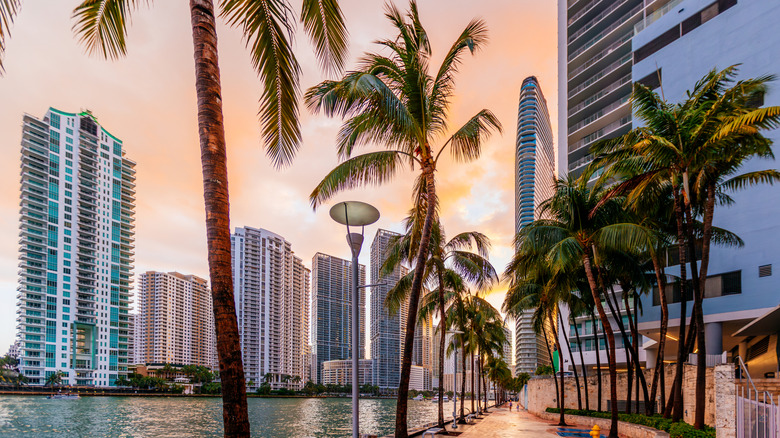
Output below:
[329,201,380,227]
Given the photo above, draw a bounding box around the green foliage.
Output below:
[256,383,271,395]
[544,409,715,438]
[200,382,222,395]
[534,365,554,376]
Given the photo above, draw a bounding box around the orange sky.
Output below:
[0,1,558,352]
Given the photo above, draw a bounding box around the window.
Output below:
[50,113,61,129]
[759,264,772,278]
[637,69,662,90]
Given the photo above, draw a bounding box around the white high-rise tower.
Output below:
[17,108,136,387]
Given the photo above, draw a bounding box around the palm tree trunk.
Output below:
[591,311,602,412]
[542,320,560,412]
[189,1,249,436]
[572,315,589,411]
[437,276,446,427]
[396,164,437,438]
[460,344,467,420]
[471,351,475,414]
[667,190,688,421]
[623,292,649,413]
[549,312,568,427]
[693,181,716,429]
[649,253,668,415]
[603,286,632,413]
[583,253,619,438]
[559,311,582,410]
[476,351,481,414]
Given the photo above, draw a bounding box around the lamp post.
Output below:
[447,329,464,430]
[329,201,380,438]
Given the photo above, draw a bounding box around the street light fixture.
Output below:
[329,201,380,438]
[446,329,464,430]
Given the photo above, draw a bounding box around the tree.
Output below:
[592,66,780,427]
[45,370,64,388]
[0,0,348,435]
[305,3,500,435]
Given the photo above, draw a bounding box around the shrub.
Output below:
[544,408,714,438]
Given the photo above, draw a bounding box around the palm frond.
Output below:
[221,0,302,168]
[440,109,502,163]
[309,150,408,208]
[72,0,143,60]
[0,0,20,73]
[300,0,348,76]
[721,169,780,192]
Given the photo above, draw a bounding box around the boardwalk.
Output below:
[441,405,561,437]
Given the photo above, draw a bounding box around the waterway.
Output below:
[0,396,441,437]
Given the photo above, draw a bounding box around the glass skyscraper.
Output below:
[514,78,556,376]
[16,108,136,387]
[310,252,366,384]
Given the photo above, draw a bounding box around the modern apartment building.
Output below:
[16,108,136,387]
[370,229,410,391]
[231,227,310,390]
[413,313,434,371]
[630,0,780,378]
[321,359,372,387]
[514,77,556,376]
[558,0,643,178]
[310,252,366,384]
[134,272,216,369]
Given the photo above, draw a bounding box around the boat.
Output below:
[443,395,449,402]
[431,395,439,402]
[413,394,424,401]
[47,394,80,400]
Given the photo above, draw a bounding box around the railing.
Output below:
[569,30,633,79]
[687,352,727,367]
[735,356,779,438]
[634,0,685,34]
[568,0,631,44]
[568,5,641,62]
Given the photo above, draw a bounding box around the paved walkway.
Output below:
[441,405,561,437]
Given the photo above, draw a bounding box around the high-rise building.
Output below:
[16,108,135,387]
[135,272,216,368]
[370,229,410,391]
[322,359,372,386]
[231,227,310,390]
[630,0,780,380]
[413,312,434,390]
[310,252,366,384]
[514,77,556,376]
[558,0,643,178]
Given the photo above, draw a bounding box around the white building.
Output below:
[322,359,372,387]
[135,271,216,368]
[16,108,135,387]
[231,226,310,390]
[409,365,431,392]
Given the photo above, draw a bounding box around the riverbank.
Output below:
[0,389,400,399]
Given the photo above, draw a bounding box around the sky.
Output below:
[0,0,558,354]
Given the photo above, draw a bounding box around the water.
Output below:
[0,396,440,437]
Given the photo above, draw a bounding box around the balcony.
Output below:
[568,0,632,44]
[568,115,633,155]
[569,4,641,62]
[569,53,632,99]
[568,96,630,136]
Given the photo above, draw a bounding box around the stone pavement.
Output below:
[442,405,561,437]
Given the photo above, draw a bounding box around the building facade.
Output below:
[232,227,310,390]
[310,252,366,384]
[514,77,556,377]
[370,229,410,391]
[134,271,216,368]
[558,0,643,178]
[16,108,135,387]
[321,359,372,387]
[631,0,780,378]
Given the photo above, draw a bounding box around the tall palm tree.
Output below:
[305,3,500,434]
[1,1,348,435]
[384,219,496,427]
[592,66,780,427]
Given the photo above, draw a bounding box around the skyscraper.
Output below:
[515,77,556,376]
[558,0,643,178]
[135,271,216,369]
[231,227,310,390]
[413,312,434,390]
[310,252,366,384]
[16,108,136,387]
[370,229,409,391]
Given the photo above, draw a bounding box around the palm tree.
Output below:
[304,3,500,434]
[509,175,655,438]
[1,1,348,435]
[3,0,349,432]
[384,218,496,427]
[46,370,63,389]
[592,66,780,426]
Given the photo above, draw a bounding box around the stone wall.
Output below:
[525,364,736,435]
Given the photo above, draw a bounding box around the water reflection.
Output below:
[0,396,438,437]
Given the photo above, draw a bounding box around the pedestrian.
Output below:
[509,401,512,411]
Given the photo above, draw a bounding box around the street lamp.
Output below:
[447,329,464,430]
[330,201,380,438]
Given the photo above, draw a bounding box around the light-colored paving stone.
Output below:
[450,405,561,437]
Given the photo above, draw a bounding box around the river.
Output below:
[0,396,442,437]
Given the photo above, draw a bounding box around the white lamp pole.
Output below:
[329,201,380,438]
[447,329,464,430]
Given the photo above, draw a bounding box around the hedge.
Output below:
[545,408,715,438]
